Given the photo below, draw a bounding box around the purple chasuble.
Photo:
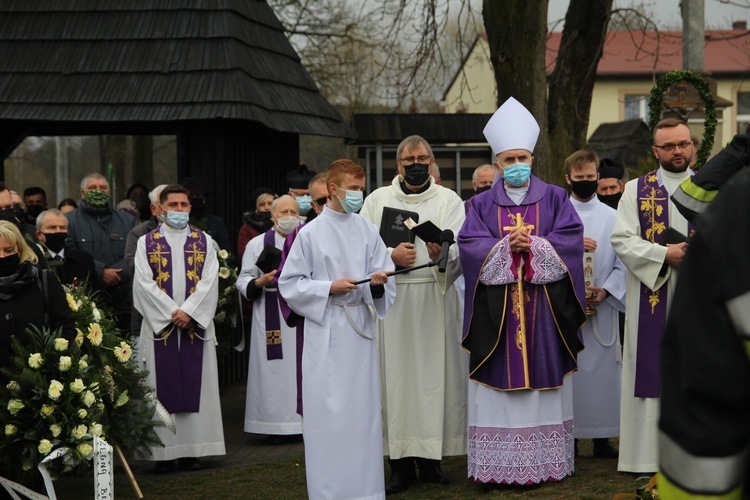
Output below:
[275,224,306,416]
[263,229,284,360]
[146,226,207,414]
[634,171,694,398]
[457,176,587,390]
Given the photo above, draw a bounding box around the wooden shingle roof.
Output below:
[0,0,353,138]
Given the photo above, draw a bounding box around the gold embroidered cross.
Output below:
[148,242,171,291]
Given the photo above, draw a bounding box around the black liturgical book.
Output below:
[659,227,689,246]
[380,207,418,248]
[403,217,442,244]
[256,245,282,274]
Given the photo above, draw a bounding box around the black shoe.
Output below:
[574,438,579,457]
[416,458,451,485]
[593,439,618,459]
[178,457,203,471]
[385,458,416,495]
[153,460,175,474]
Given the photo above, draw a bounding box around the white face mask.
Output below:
[275,215,299,235]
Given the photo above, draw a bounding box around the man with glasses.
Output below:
[611,117,694,474]
[360,135,467,494]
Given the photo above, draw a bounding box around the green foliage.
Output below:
[214,248,240,360]
[648,70,717,169]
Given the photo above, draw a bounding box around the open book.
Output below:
[403,217,442,244]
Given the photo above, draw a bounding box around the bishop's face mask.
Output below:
[502,163,532,187]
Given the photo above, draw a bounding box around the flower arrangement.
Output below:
[0,282,162,484]
[214,248,240,359]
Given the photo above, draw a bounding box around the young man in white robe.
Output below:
[278,159,396,500]
[611,118,693,473]
[133,184,225,473]
[237,195,303,441]
[564,150,627,458]
[359,135,466,494]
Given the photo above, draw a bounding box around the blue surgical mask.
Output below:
[296,195,312,214]
[165,210,190,229]
[502,163,532,187]
[335,186,364,214]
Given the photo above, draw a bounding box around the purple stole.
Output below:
[146,226,207,413]
[635,172,692,397]
[263,229,283,360]
[498,203,540,389]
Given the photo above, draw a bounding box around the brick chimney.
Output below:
[733,20,747,30]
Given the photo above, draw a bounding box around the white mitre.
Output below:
[483,97,540,155]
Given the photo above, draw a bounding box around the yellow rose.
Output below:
[87,323,103,346]
[28,353,44,369]
[75,328,84,346]
[58,356,72,372]
[48,380,64,400]
[5,424,16,436]
[114,342,132,362]
[66,293,78,311]
[90,422,103,437]
[7,399,24,415]
[54,338,69,351]
[218,249,229,260]
[71,424,88,440]
[70,378,85,393]
[6,380,19,394]
[82,390,96,407]
[77,408,88,419]
[219,267,231,279]
[38,439,53,455]
[76,443,93,458]
[49,424,62,438]
[78,359,88,370]
[40,404,55,417]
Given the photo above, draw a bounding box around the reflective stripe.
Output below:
[680,177,719,203]
[659,432,747,495]
[726,290,750,337]
[672,185,711,216]
[659,472,743,499]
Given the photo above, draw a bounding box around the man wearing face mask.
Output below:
[564,149,626,460]
[124,184,168,337]
[360,135,467,493]
[180,177,231,252]
[23,186,48,237]
[597,158,627,210]
[66,172,137,334]
[286,165,316,222]
[610,117,694,475]
[237,195,303,444]
[133,183,225,473]
[304,173,329,223]
[457,97,586,486]
[35,208,102,293]
[464,164,496,213]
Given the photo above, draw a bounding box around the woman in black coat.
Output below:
[0,220,76,375]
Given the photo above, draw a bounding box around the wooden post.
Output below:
[114,444,144,499]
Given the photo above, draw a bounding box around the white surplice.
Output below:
[278,207,396,500]
[237,230,302,435]
[611,167,691,473]
[359,176,468,460]
[133,223,225,461]
[569,196,626,438]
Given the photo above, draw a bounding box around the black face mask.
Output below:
[475,185,491,195]
[190,198,206,218]
[403,163,430,187]
[0,253,20,277]
[570,180,599,199]
[598,192,623,210]
[26,205,45,220]
[0,208,20,227]
[43,232,67,253]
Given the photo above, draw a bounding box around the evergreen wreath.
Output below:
[648,70,716,168]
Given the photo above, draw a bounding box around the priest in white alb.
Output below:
[133,184,225,473]
[564,149,626,459]
[611,117,693,474]
[278,159,396,500]
[237,195,302,441]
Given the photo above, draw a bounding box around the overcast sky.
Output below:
[548,0,750,30]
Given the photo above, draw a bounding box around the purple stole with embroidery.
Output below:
[263,229,283,360]
[635,172,693,398]
[146,225,207,413]
[498,203,540,389]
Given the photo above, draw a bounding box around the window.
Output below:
[738,91,750,135]
[624,94,650,123]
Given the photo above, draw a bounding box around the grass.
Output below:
[50,442,651,499]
